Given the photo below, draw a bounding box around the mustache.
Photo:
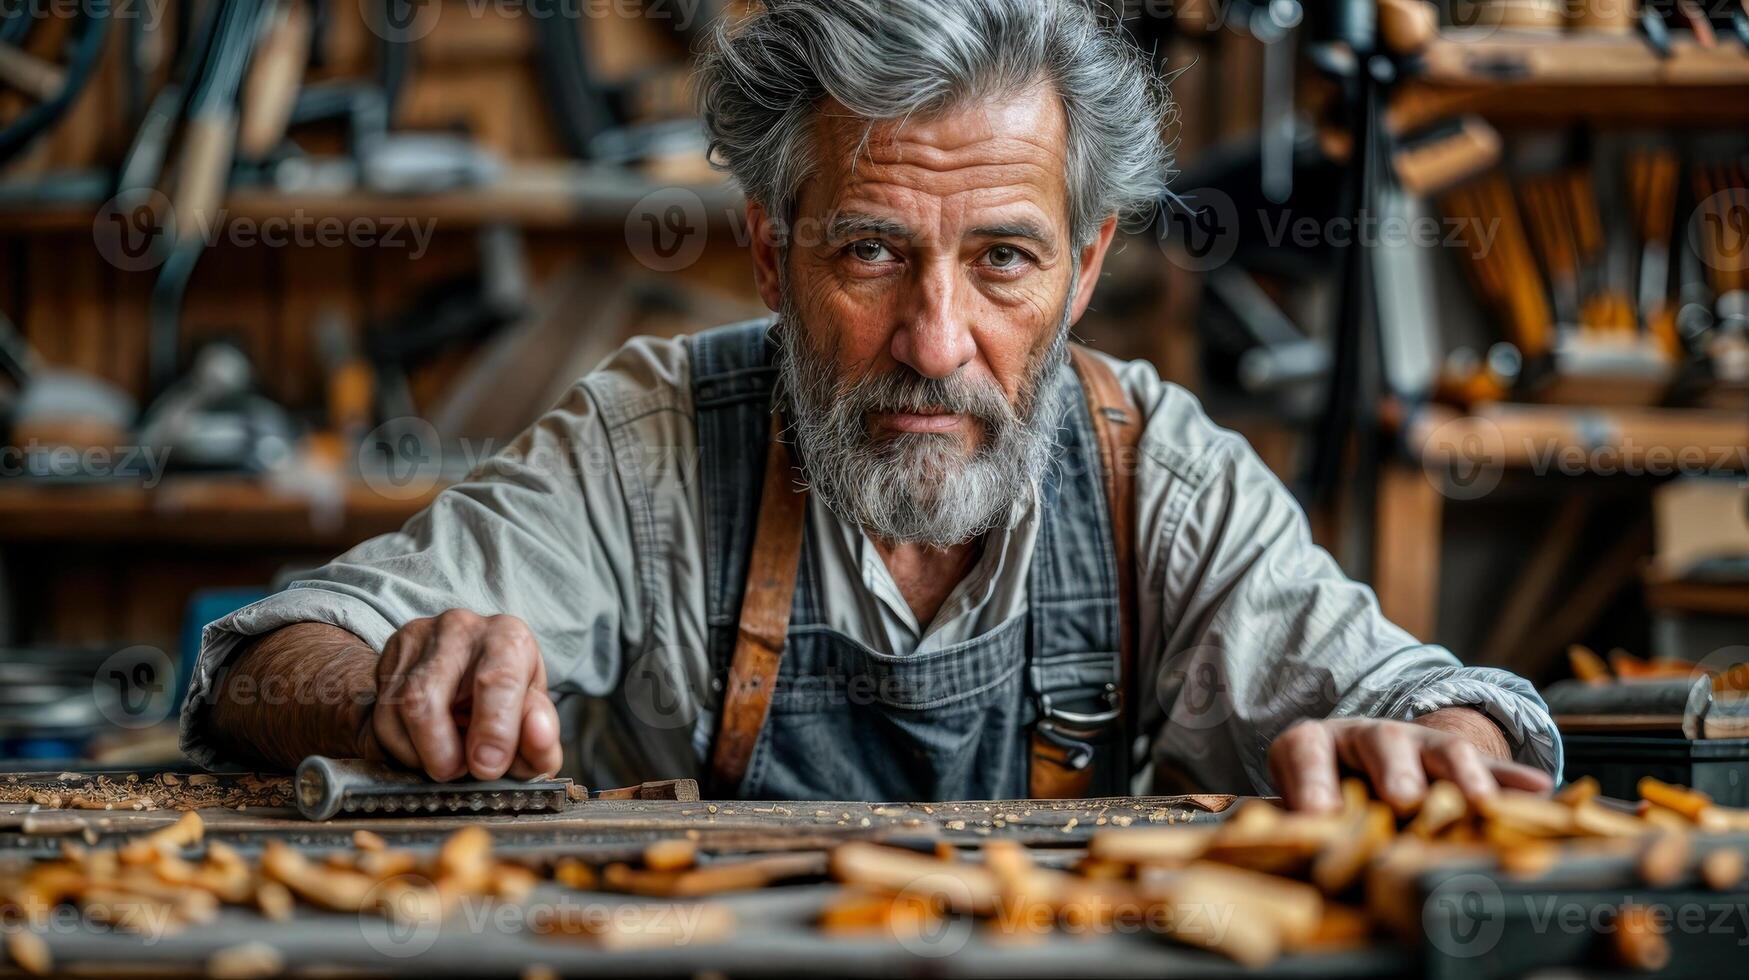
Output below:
[844,366,1018,432]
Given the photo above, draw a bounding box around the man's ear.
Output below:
[1069,215,1120,323]
[747,200,784,312]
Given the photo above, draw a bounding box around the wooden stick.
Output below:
[830,843,1000,914]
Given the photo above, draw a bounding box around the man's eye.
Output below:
[986,245,1027,269]
[849,240,892,262]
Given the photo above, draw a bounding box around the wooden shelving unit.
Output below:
[0,476,441,548]
[0,162,743,233]
[1392,29,1749,126]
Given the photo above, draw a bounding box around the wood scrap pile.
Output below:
[0,772,291,812]
[1569,644,1749,693]
[816,777,1749,967]
[5,777,1749,973]
[0,816,545,975]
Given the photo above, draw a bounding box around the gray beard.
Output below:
[774,299,1073,549]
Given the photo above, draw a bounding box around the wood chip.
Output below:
[1638,832,1690,887]
[1614,904,1670,971]
[1700,848,1745,891]
[5,931,51,976]
[207,941,284,979]
[643,838,697,872]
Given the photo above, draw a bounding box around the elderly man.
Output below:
[181,0,1559,811]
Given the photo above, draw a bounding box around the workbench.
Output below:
[2,770,1747,979]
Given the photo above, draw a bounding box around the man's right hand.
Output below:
[366,610,562,782]
[210,614,562,782]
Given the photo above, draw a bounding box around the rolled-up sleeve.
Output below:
[1125,371,1562,795]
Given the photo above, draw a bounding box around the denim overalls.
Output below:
[688,321,1127,801]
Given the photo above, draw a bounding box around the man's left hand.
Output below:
[1266,707,1553,813]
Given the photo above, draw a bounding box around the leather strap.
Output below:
[706,413,809,797]
[1028,346,1142,799]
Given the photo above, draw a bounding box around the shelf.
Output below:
[0,475,440,547]
[1419,29,1749,87]
[0,161,744,234]
[1397,29,1749,126]
[1410,402,1749,473]
[1645,577,1749,617]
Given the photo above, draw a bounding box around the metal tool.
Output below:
[295,756,580,821]
[1253,0,1302,205]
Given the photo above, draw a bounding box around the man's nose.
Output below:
[890,261,976,381]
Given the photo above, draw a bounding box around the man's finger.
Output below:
[397,611,480,781]
[463,619,539,779]
[1488,757,1555,793]
[1421,737,1497,802]
[1349,723,1427,814]
[508,690,563,780]
[370,634,423,771]
[1269,721,1341,812]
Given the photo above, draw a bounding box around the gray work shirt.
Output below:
[178,333,1562,792]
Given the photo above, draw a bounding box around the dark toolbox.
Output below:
[1414,834,1749,980]
[1563,735,1749,808]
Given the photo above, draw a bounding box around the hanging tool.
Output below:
[1254,0,1304,204]
[530,0,617,160]
[1628,147,1680,353]
[0,6,110,164]
[1674,0,1719,47]
[237,0,314,160]
[1520,175,1583,332]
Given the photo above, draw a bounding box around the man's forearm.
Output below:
[1412,706,1512,762]
[207,623,378,770]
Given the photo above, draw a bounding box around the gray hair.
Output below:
[696,0,1172,248]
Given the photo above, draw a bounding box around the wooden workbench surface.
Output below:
[0,793,1238,860]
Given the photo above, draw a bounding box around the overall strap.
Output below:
[1026,346,1143,799]
[685,318,809,797]
[1070,346,1142,745]
[687,319,781,638]
[705,413,808,795]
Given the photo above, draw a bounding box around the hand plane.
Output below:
[294,756,699,821]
